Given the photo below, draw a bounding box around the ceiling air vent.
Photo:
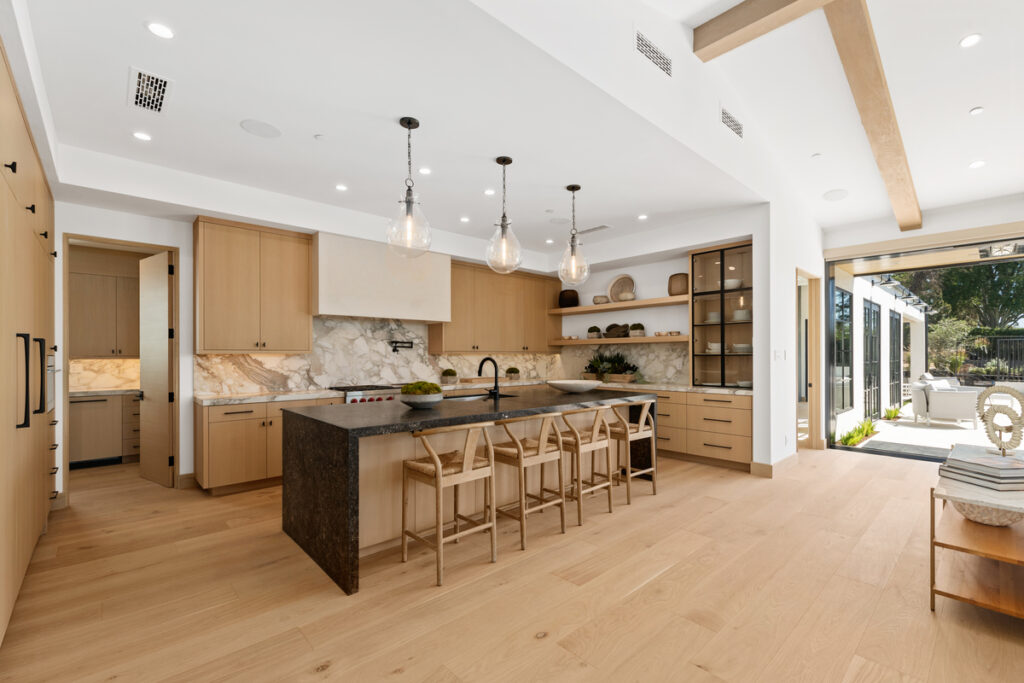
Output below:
[636,32,672,76]
[129,68,171,113]
[721,108,744,139]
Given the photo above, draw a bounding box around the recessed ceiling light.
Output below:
[969,160,986,169]
[545,239,554,244]
[460,216,469,223]
[823,188,849,202]
[637,214,648,220]
[418,167,431,175]
[484,189,495,196]
[969,106,985,116]
[133,131,152,141]
[959,33,982,48]
[146,22,174,39]
[239,119,281,138]
[335,184,348,191]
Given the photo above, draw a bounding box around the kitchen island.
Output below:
[281,387,656,594]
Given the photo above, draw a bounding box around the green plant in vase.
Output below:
[440,368,458,385]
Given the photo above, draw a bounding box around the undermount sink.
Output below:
[444,392,517,402]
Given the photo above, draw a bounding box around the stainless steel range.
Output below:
[328,384,400,404]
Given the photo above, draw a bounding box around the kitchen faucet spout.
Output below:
[478,357,500,399]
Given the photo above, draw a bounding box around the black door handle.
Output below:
[16,333,29,428]
[4,161,15,173]
[33,337,46,414]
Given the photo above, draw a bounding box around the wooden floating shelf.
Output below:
[548,294,690,316]
[548,336,689,347]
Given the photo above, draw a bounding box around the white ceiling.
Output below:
[26,0,761,252]
[644,0,1024,229]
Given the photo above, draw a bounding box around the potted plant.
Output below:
[587,325,601,339]
[582,351,610,380]
[505,367,521,381]
[629,323,645,338]
[440,368,458,385]
[399,381,444,409]
[604,352,639,383]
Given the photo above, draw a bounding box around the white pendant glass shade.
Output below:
[486,220,522,274]
[558,238,589,286]
[386,190,431,258]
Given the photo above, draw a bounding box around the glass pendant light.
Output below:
[485,156,522,274]
[558,184,590,286]
[385,117,431,257]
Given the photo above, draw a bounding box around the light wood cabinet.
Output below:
[69,397,122,462]
[428,263,558,354]
[115,277,140,356]
[194,217,312,354]
[208,418,267,487]
[69,273,118,357]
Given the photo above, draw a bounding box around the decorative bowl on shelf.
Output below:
[558,290,580,308]
[724,278,743,289]
[732,309,752,322]
[608,274,636,302]
[668,330,682,336]
[668,273,689,296]
[732,343,753,353]
[592,295,610,305]
[705,312,721,323]
[617,292,636,301]
[737,380,753,388]
[400,393,444,410]
[952,501,1024,527]
[547,379,602,393]
[707,342,722,353]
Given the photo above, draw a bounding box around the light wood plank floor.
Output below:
[2,450,1024,682]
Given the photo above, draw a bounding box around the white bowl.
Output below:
[616,292,636,301]
[400,393,444,410]
[707,343,722,352]
[724,278,743,289]
[732,344,752,353]
[705,312,721,323]
[732,309,752,322]
[737,380,753,388]
[547,379,602,393]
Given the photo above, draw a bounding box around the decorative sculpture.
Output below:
[976,385,1024,455]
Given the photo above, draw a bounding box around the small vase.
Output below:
[505,373,520,382]
[440,376,457,385]
[629,329,645,337]
[587,332,601,339]
[558,289,580,308]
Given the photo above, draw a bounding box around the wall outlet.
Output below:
[774,349,786,361]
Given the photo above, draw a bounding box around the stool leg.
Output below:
[517,461,528,550]
[624,439,632,505]
[574,449,584,526]
[453,483,460,544]
[488,472,498,563]
[539,461,545,513]
[401,467,409,562]
[435,480,444,586]
[650,433,658,495]
[605,446,614,513]
[557,453,567,534]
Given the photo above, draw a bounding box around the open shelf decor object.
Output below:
[690,242,753,388]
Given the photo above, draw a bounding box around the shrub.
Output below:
[837,419,878,446]
[629,323,644,330]
[883,407,901,420]
[401,381,441,395]
[588,326,601,333]
[441,368,457,377]
[505,367,520,375]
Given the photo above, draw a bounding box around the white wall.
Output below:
[54,202,195,484]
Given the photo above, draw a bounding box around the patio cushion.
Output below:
[929,379,952,391]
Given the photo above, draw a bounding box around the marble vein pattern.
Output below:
[69,358,140,392]
[194,316,565,394]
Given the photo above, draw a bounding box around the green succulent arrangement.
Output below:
[441,368,457,377]
[585,351,638,378]
[401,381,442,395]
[629,323,644,330]
[588,326,601,333]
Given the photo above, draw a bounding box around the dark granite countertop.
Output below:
[284,388,658,437]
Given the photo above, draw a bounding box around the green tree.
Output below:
[939,262,1024,328]
[928,317,973,373]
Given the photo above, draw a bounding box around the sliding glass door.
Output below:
[889,311,902,406]
[863,301,881,419]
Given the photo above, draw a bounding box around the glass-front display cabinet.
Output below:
[690,243,753,388]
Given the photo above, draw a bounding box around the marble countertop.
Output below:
[194,379,751,406]
[285,387,659,438]
[70,388,141,398]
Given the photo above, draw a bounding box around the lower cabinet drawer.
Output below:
[209,403,267,423]
[651,390,686,405]
[686,430,752,463]
[654,401,686,429]
[687,405,751,436]
[122,422,141,440]
[122,437,140,456]
[655,425,686,452]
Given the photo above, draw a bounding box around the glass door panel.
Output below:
[723,245,752,288]
[692,251,721,294]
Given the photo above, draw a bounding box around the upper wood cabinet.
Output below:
[428,263,559,354]
[69,273,118,357]
[115,277,140,356]
[194,217,312,354]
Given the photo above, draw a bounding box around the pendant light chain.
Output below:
[501,163,508,219]
[405,126,414,189]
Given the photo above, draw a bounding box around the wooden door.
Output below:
[139,252,173,487]
[68,273,116,357]
[200,223,261,352]
[208,419,267,487]
[445,265,477,351]
[116,276,139,357]
[259,232,310,352]
[521,277,552,352]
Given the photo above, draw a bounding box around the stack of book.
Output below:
[940,450,1024,491]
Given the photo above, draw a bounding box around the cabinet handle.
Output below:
[48,444,58,450]
[118,349,122,354]
[16,333,29,428]
[50,419,58,426]
[261,341,266,347]
[703,417,732,423]
[657,413,670,417]
[4,161,15,173]
[39,231,48,239]
[33,337,46,414]
[223,409,254,415]
[703,442,732,450]
[132,445,139,450]
[25,204,35,214]
[111,349,115,354]
[49,466,59,474]
[49,491,58,500]
[268,419,273,426]
[254,342,260,347]
[132,428,140,433]
[656,436,670,441]
[71,398,108,404]
[261,421,266,427]
[703,398,731,404]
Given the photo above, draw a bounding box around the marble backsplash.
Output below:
[69,358,141,392]
[194,317,565,395]
[560,343,689,384]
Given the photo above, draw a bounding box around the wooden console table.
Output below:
[930,477,1024,618]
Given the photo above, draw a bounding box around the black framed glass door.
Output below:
[889,311,902,406]
[863,300,881,419]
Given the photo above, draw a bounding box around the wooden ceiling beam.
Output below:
[693,0,834,62]
[825,0,922,230]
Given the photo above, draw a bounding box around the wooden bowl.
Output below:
[607,274,636,302]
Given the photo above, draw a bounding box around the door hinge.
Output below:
[168,456,174,467]
[168,391,175,402]
[169,327,175,339]
[168,264,175,275]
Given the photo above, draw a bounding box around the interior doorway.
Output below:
[62,235,180,500]
[796,270,822,449]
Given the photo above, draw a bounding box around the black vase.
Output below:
[558,289,579,308]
